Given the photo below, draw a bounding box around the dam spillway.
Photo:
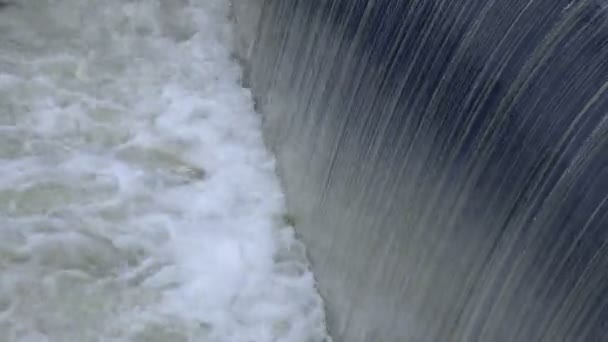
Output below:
[234,0,608,341]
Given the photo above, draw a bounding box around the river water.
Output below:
[0,1,328,341]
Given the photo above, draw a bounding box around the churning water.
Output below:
[0,1,328,341]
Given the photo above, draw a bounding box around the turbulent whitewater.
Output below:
[0,1,328,341]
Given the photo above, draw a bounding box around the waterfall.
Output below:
[238,0,608,340]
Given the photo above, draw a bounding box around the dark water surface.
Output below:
[239,0,608,340]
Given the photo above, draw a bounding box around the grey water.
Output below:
[0,1,329,341]
[236,0,608,341]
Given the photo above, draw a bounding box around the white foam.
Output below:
[0,1,329,341]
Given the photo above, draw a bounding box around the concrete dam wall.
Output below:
[233,1,608,341]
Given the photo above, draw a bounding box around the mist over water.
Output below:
[0,1,328,341]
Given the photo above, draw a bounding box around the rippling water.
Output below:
[0,1,328,341]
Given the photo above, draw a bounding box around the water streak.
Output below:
[241,0,608,340]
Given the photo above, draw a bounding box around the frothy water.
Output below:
[0,1,328,341]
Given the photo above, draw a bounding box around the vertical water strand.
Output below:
[247,0,608,341]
